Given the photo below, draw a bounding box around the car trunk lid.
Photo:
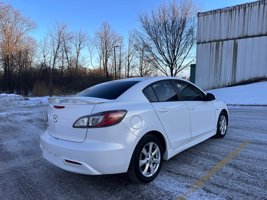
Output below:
[47,97,109,142]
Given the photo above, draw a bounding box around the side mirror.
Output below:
[206,93,216,101]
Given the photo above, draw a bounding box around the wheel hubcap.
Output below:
[139,142,161,177]
[219,115,227,135]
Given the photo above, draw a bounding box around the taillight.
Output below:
[73,110,127,128]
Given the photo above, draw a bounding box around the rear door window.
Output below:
[150,80,179,102]
[143,86,158,102]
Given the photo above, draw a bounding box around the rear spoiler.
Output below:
[48,96,110,104]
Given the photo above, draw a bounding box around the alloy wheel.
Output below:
[139,142,161,177]
[219,115,227,135]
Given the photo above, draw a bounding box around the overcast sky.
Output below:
[6,0,255,41]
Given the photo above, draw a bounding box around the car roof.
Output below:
[116,76,195,102]
[117,76,185,83]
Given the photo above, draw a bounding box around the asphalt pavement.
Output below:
[0,105,266,200]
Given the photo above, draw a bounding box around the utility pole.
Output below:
[118,46,122,79]
[114,45,119,79]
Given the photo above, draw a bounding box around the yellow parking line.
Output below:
[177,141,251,200]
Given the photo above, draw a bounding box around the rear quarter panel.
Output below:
[92,101,172,159]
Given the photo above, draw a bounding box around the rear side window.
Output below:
[77,81,139,100]
[151,81,178,102]
[143,86,158,102]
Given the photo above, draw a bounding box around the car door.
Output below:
[172,80,216,138]
[143,80,191,149]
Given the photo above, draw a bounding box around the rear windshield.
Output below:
[77,81,139,100]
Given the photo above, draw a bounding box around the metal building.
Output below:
[195,0,267,90]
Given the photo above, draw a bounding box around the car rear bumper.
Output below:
[40,130,137,175]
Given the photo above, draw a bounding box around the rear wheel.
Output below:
[127,135,163,183]
[214,112,228,138]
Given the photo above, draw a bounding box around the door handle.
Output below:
[158,108,168,113]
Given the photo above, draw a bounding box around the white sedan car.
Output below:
[40,77,228,183]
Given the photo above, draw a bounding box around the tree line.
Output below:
[0,0,197,96]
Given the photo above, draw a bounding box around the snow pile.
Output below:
[0,93,48,108]
[27,96,49,105]
[208,81,267,105]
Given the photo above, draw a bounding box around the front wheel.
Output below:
[127,135,163,183]
[214,112,228,138]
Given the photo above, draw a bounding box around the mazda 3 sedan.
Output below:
[40,76,228,183]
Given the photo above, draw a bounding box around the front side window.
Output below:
[174,81,205,101]
[77,81,139,100]
[151,80,179,102]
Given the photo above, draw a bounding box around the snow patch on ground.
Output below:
[208,81,267,105]
[0,93,48,108]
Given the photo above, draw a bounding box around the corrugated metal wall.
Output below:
[196,0,267,90]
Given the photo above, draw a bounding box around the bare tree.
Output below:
[0,2,8,20]
[15,36,36,95]
[135,41,156,77]
[47,23,67,96]
[125,31,136,78]
[95,22,120,78]
[73,31,87,69]
[137,0,197,76]
[0,3,35,93]
[87,37,96,69]
[61,29,73,70]
[39,37,49,68]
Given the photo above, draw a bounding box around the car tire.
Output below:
[127,134,163,183]
[214,111,228,138]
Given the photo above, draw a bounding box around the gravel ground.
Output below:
[0,105,266,200]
